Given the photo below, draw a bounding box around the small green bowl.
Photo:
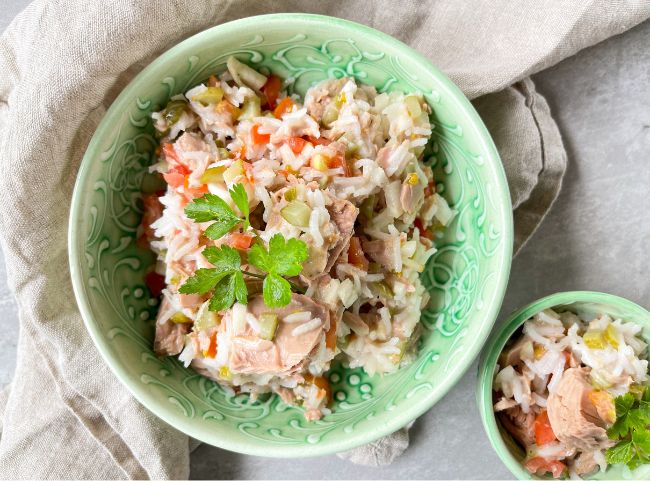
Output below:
[477,291,650,480]
[69,13,513,456]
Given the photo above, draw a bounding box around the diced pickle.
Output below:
[334,92,347,108]
[238,96,262,120]
[217,148,231,160]
[281,201,311,227]
[360,195,377,219]
[284,187,297,202]
[311,154,329,172]
[321,103,339,127]
[390,339,409,364]
[194,308,219,332]
[369,281,393,299]
[258,313,279,340]
[200,166,225,184]
[223,159,244,184]
[533,344,546,359]
[584,330,606,349]
[191,86,224,105]
[163,100,188,126]
[170,312,192,324]
[603,324,619,349]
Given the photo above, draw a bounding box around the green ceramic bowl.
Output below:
[477,291,650,479]
[69,14,513,456]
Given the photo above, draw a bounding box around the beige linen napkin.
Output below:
[0,0,648,477]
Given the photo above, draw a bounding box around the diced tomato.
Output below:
[204,332,217,358]
[328,155,351,176]
[304,374,332,403]
[277,169,289,178]
[306,135,331,146]
[228,233,253,250]
[534,410,556,446]
[524,457,566,479]
[162,171,185,188]
[413,217,434,240]
[347,236,369,270]
[287,137,307,154]
[325,317,337,350]
[273,97,294,118]
[144,271,166,298]
[251,124,271,144]
[162,143,179,164]
[262,74,282,109]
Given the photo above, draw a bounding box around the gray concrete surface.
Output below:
[1,6,649,480]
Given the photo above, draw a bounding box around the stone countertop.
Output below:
[1,6,649,479]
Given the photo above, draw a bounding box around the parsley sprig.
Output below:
[180,183,308,309]
[606,386,650,469]
[184,183,250,239]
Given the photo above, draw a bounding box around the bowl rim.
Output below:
[69,12,514,457]
[476,290,650,480]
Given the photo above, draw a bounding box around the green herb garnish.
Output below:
[606,387,650,469]
[179,234,307,310]
[184,183,250,239]
[248,233,308,308]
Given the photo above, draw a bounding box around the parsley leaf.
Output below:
[608,393,636,438]
[184,184,250,240]
[248,233,308,308]
[606,439,635,465]
[178,268,227,295]
[263,273,291,308]
[178,245,247,311]
[229,183,250,229]
[606,387,650,470]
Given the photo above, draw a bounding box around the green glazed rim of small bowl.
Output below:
[476,291,650,479]
[69,13,513,456]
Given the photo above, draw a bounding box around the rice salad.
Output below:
[493,308,650,478]
[138,57,453,421]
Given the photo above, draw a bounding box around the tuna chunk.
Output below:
[362,236,402,272]
[229,294,329,374]
[546,368,615,451]
[500,337,534,366]
[323,195,358,272]
[137,194,163,247]
[498,405,536,447]
[154,298,190,356]
[303,78,348,121]
[572,450,599,476]
[175,131,209,155]
[229,336,282,373]
[400,182,424,214]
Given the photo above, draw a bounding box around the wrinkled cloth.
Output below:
[0,0,648,477]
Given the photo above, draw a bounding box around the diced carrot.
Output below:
[524,457,566,479]
[251,124,271,144]
[204,332,218,358]
[287,137,307,154]
[306,135,331,146]
[162,171,185,188]
[228,233,253,250]
[273,97,294,118]
[347,236,369,270]
[215,99,240,119]
[534,410,556,446]
[186,183,209,198]
[304,374,332,403]
[262,74,282,109]
[234,144,247,161]
[207,74,218,87]
[144,271,166,297]
[325,317,337,351]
